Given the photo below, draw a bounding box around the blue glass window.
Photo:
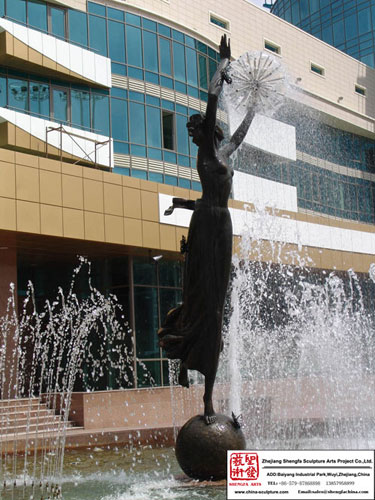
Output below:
[143,19,157,32]
[7,0,26,24]
[165,175,177,185]
[310,0,320,14]
[186,48,198,87]
[8,78,28,111]
[345,14,358,40]
[28,1,47,32]
[198,55,208,89]
[108,20,126,62]
[291,2,300,24]
[52,88,68,122]
[107,7,124,21]
[0,0,4,17]
[322,26,333,45]
[88,2,105,16]
[143,31,158,72]
[0,76,6,107]
[112,63,126,76]
[126,13,141,27]
[89,15,107,57]
[51,7,65,39]
[358,8,371,36]
[129,102,146,144]
[300,0,309,20]
[146,106,162,148]
[333,19,345,46]
[30,82,49,117]
[69,10,88,48]
[111,88,127,99]
[158,24,171,37]
[159,38,172,76]
[172,29,184,43]
[91,93,110,135]
[111,97,128,141]
[176,114,189,155]
[126,26,143,68]
[71,89,90,130]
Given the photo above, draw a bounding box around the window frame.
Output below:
[264,38,281,56]
[310,61,325,77]
[47,4,67,40]
[209,11,230,32]
[355,84,366,97]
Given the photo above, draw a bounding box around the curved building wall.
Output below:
[271,0,375,68]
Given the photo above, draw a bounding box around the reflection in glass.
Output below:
[186,47,198,87]
[111,97,128,141]
[159,38,172,75]
[173,42,186,82]
[7,0,26,24]
[30,82,49,117]
[71,89,90,129]
[108,20,126,62]
[176,114,189,155]
[133,256,156,285]
[146,106,162,148]
[51,7,65,39]
[91,93,110,135]
[144,31,158,72]
[69,10,88,47]
[129,102,146,144]
[126,25,143,68]
[134,287,159,358]
[8,78,28,111]
[28,0,47,32]
[198,55,208,89]
[0,76,6,107]
[89,15,107,56]
[52,88,68,122]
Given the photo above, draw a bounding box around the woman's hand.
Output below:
[219,34,231,60]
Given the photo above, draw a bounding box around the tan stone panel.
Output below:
[304,247,323,268]
[13,38,28,61]
[15,127,31,150]
[160,225,177,252]
[83,179,104,213]
[173,186,189,198]
[28,47,43,66]
[63,207,84,239]
[62,163,83,177]
[39,157,61,173]
[40,204,63,237]
[189,190,201,201]
[42,55,57,71]
[141,191,158,222]
[105,214,124,244]
[158,184,174,195]
[123,187,141,219]
[16,165,39,202]
[62,175,83,209]
[341,251,354,271]
[0,161,15,198]
[351,253,373,273]
[0,148,15,164]
[142,221,160,249]
[124,217,143,246]
[6,124,16,147]
[16,200,40,234]
[83,168,103,181]
[40,169,62,206]
[104,183,123,216]
[103,171,122,185]
[122,176,140,189]
[4,32,13,57]
[140,179,158,192]
[84,212,105,242]
[15,152,38,168]
[0,197,16,230]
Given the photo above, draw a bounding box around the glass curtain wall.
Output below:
[18,254,183,390]
[271,0,375,67]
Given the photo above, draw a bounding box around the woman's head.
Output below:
[186,113,224,146]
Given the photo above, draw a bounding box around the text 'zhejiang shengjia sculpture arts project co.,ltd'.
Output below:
[158,36,281,480]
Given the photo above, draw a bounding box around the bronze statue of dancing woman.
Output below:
[158,35,257,424]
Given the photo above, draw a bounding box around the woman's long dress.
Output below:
[158,153,233,378]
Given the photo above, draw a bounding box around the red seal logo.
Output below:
[230,452,259,480]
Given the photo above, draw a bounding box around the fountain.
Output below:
[1,39,374,499]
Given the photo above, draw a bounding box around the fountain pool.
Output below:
[6,447,226,500]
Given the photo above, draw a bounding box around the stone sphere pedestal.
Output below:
[175,414,246,481]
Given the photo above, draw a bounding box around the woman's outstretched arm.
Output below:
[220,105,256,159]
[205,35,231,140]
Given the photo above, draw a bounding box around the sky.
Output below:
[246,0,269,10]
